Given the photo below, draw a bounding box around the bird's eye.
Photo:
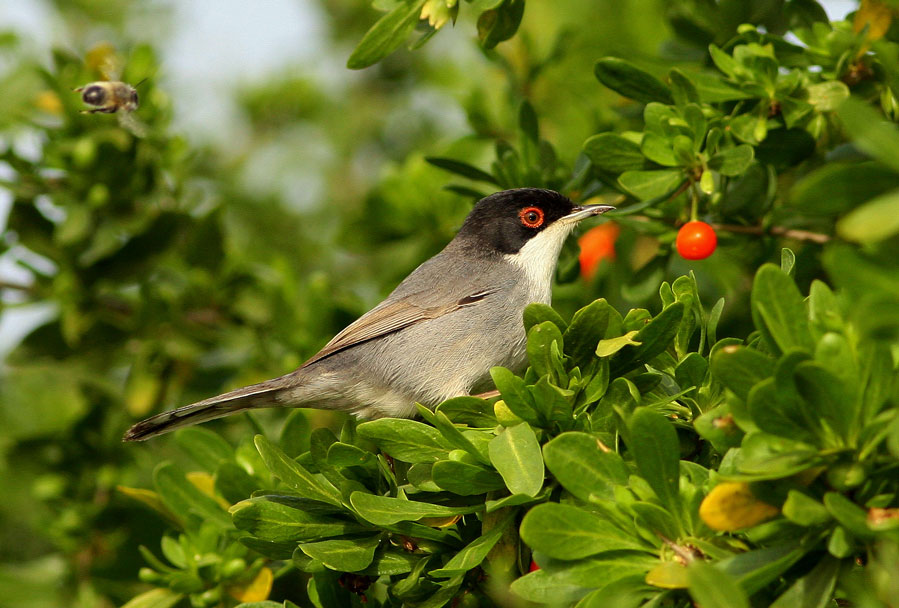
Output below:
[518,206,545,228]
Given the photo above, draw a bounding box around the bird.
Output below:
[124,188,613,441]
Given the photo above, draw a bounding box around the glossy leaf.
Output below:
[520,503,647,559]
[627,409,683,529]
[583,133,647,173]
[488,423,544,497]
[349,492,479,526]
[356,419,452,463]
[347,0,426,69]
[254,435,343,506]
[594,58,673,104]
[231,496,364,542]
[298,535,381,572]
[542,432,628,502]
[751,265,814,355]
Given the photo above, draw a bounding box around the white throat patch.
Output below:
[503,220,578,305]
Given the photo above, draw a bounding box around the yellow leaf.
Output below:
[125,372,161,416]
[85,42,121,79]
[227,566,273,603]
[186,471,231,509]
[854,0,894,41]
[645,561,688,589]
[116,486,182,527]
[35,91,63,115]
[699,482,778,531]
[419,514,462,528]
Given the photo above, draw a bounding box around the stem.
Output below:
[712,223,831,244]
[689,184,699,222]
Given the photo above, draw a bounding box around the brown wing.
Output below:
[302,288,496,367]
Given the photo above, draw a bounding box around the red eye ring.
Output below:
[519,206,545,228]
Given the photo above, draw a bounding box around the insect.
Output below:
[74,43,148,137]
[75,80,140,114]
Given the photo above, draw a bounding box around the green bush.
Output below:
[2,1,899,607]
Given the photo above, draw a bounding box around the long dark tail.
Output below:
[123,380,286,441]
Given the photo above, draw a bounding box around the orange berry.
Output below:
[676,221,717,260]
[578,222,619,279]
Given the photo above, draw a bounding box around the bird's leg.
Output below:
[472,389,500,399]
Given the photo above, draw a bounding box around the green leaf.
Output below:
[755,128,816,169]
[542,432,628,502]
[837,187,899,243]
[594,58,673,104]
[347,0,426,69]
[770,556,840,608]
[425,409,490,464]
[627,409,683,530]
[477,0,525,49]
[747,378,814,442]
[511,556,655,603]
[836,96,899,173]
[425,157,499,185]
[708,145,754,176]
[618,169,684,201]
[793,362,853,441]
[669,68,700,106]
[716,542,807,595]
[348,492,480,526]
[751,264,814,356]
[689,71,754,101]
[214,462,259,504]
[356,419,452,463]
[520,503,647,560]
[640,133,678,167]
[688,562,749,608]
[121,589,184,608]
[431,460,505,495]
[611,302,684,374]
[711,345,774,402]
[231,496,364,542]
[299,535,381,572]
[583,133,647,173]
[490,367,540,425]
[805,81,849,111]
[519,99,538,142]
[782,490,831,527]
[326,442,375,468]
[563,298,617,369]
[823,492,873,539]
[708,44,743,79]
[254,435,343,506]
[523,302,568,333]
[430,511,514,577]
[280,410,311,458]
[527,321,565,380]
[488,423,544,497]
[436,396,496,428]
[173,427,232,472]
[595,331,641,357]
[153,462,231,527]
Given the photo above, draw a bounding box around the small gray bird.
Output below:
[124,188,613,441]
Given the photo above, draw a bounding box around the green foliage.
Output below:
[4,1,899,607]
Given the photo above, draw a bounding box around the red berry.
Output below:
[529,559,540,572]
[676,221,717,260]
[578,221,619,279]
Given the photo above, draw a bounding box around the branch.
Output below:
[713,223,831,244]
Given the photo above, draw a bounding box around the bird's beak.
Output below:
[562,204,616,223]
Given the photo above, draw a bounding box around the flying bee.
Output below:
[75,43,149,137]
[75,81,139,114]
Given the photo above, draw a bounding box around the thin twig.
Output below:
[713,223,831,244]
[0,280,35,292]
